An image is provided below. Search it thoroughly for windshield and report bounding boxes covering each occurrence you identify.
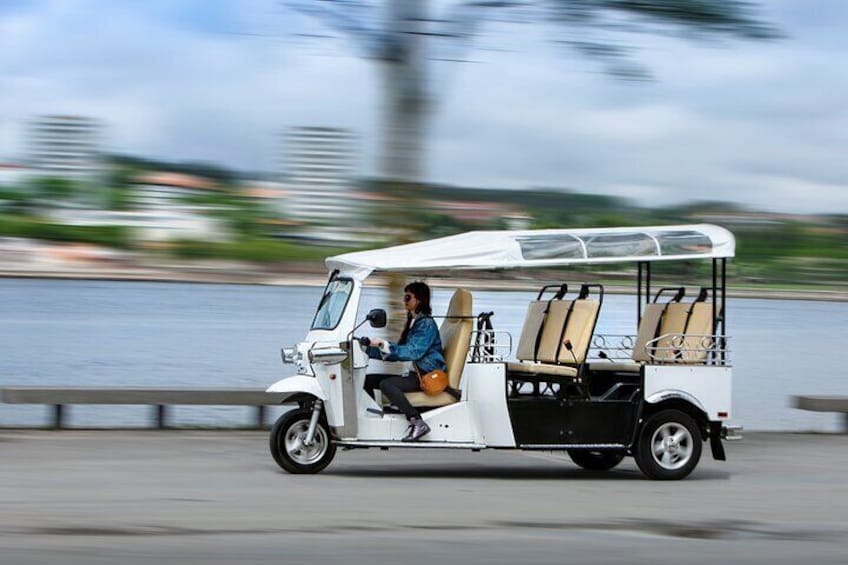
[311,277,353,331]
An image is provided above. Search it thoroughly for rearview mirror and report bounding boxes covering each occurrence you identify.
[366,308,387,328]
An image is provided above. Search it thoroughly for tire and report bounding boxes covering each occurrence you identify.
[269,407,336,474]
[567,450,625,471]
[635,409,702,480]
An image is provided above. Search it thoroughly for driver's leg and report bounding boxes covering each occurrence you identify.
[364,373,393,400]
[378,375,421,420]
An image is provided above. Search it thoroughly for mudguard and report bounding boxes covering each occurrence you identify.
[644,389,706,414]
[266,375,327,402]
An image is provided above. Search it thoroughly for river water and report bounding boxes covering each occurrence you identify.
[1,278,845,431]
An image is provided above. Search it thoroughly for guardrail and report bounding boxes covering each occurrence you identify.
[792,395,848,433]
[1,387,289,429]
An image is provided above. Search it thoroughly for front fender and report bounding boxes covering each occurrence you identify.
[266,375,327,402]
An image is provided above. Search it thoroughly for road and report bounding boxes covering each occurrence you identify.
[1,431,846,564]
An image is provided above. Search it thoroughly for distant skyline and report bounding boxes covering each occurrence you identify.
[1,1,846,213]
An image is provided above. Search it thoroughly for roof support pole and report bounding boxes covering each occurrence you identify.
[712,259,718,363]
[646,262,652,304]
[637,262,643,323]
[721,258,727,364]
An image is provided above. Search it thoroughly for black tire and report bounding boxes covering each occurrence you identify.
[635,409,702,480]
[269,407,336,474]
[567,450,625,471]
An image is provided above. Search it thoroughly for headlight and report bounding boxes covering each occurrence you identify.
[308,346,348,365]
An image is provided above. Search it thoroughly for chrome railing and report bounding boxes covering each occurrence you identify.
[468,330,513,363]
[590,333,731,366]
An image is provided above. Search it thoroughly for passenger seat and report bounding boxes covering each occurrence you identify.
[507,285,601,378]
[404,288,473,408]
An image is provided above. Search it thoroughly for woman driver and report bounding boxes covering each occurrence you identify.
[363,281,446,442]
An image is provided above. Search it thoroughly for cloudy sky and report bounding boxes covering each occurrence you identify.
[1,0,846,213]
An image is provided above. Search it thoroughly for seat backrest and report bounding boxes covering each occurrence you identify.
[654,302,690,361]
[653,301,714,363]
[631,303,666,362]
[515,300,548,362]
[557,299,600,365]
[536,300,573,363]
[439,289,473,389]
[535,299,600,365]
[679,302,714,363]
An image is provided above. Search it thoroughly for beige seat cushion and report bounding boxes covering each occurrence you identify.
[404,391,457,407]
[506,361,578,378]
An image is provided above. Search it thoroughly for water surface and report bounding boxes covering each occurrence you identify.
[1,279,844,431]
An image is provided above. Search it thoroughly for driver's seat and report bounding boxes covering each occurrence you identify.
[404,288,473,408]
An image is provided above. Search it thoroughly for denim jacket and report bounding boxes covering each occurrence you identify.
[366,316,447,374]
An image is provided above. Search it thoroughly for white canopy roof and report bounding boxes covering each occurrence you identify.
[327,224,735,280]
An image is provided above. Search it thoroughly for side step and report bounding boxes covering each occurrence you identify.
[335,440,486,450]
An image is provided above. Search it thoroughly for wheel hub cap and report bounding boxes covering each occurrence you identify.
[285,419,327,465]
[651,422,692,470]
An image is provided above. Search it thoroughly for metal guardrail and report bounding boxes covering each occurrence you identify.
[1,387,289,429]
[792,395,848,433]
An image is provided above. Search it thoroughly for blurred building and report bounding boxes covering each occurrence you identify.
[281,127,360,225]
[28,115,102,182]
[48,208,226,243]
[132,171,219,209]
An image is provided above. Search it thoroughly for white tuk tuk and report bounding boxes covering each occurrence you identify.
[267,224,740,480]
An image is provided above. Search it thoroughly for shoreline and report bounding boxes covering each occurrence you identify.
[2,268,847,301]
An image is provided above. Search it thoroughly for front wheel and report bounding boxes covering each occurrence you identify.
[567,450,625,471]
[635,409,702,480]
[269,407,336,474]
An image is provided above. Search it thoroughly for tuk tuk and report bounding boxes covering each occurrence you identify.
[267,224,740,480]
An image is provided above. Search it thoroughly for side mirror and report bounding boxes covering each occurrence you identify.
[366,308,387,328]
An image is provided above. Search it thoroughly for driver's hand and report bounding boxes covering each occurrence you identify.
[370,338,384,348]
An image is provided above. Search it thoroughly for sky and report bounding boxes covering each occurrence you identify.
[1,0,846,214]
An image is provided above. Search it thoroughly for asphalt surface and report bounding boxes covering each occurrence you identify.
[1,430,847,564]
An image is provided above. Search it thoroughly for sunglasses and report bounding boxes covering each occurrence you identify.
[403,294,414,303]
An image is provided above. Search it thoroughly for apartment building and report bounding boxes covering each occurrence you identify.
[282,127,360,225]
[28,115,102,182]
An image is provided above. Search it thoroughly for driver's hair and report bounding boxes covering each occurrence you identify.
[399,281,432,344]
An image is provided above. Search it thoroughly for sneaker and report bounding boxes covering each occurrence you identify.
[402,417,430,442]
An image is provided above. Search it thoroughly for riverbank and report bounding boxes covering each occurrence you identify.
[2,263,847,301]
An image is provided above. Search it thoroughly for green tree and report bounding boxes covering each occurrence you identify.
[32,177,77,201]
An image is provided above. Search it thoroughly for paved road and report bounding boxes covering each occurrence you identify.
[1,431,846,564]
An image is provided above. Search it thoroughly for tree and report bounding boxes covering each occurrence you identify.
[286,0,779,183]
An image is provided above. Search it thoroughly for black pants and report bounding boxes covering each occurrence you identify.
[364,373,421,420]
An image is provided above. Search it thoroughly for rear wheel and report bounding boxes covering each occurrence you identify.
[567,450,625,471]
[635,409,702,480]
[269,407,336,474]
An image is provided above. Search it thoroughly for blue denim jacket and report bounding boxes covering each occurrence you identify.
[366,316,447,374]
